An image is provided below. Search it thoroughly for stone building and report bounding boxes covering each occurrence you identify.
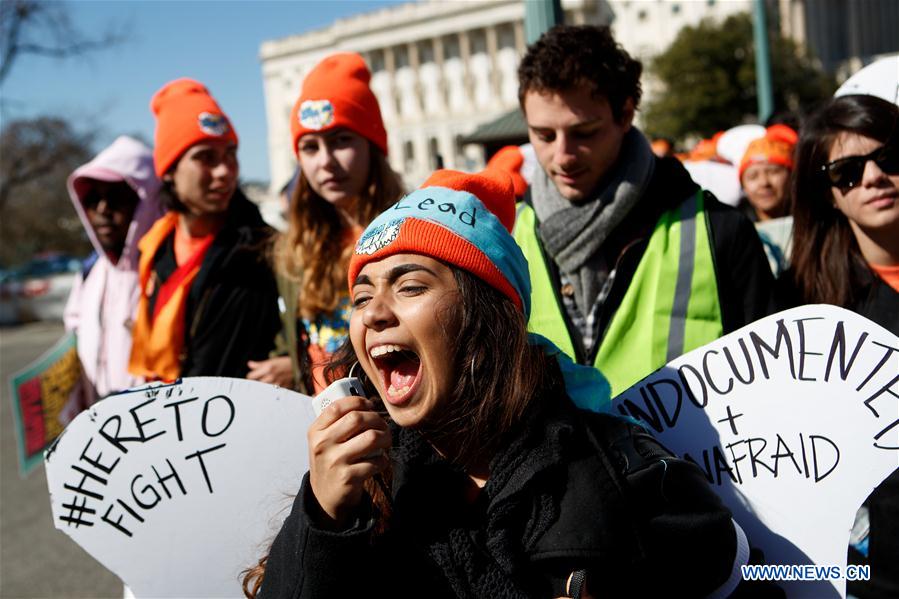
[259,0,754,191]
[259,0,897,192]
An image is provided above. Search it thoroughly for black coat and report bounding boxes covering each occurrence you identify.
[525,156,778,364]
[775,261,899,336]
[146,190,280,378]
[259,392,745,598]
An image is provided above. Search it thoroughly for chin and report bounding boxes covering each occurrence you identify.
[382,403,425,429]
[555,179,596,202]
[204,201,232,214]
[322,193,355,210]
[380,385,436,429]
[562,189,591,203]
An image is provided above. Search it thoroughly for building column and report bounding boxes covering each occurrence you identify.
[514,20,526,55]
[383,46,400,119]
[433,35,446,109]
[486,24,501,105]
[408,41,422,117]
[384,46,396,74]
[458,30,473,107]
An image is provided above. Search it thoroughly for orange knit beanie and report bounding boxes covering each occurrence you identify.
[150,78,238,177]
[348,168,529,313]
[486,146,528,198]
[290,53,388,156]
[739,125,797,180]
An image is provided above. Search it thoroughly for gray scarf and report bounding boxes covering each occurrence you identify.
[532,128,655,317]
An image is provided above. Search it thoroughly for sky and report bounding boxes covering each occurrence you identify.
[1,0,406,184]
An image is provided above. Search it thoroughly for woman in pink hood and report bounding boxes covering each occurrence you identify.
[62,135,164,418]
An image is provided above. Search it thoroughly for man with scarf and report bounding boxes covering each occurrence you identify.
[514,25,776,396]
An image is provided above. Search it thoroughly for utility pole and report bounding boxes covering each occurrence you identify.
[524,0,563,45]
[753,0,774,123]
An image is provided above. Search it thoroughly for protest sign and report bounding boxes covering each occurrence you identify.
[614,305,898,597]
[45,377,316,598]
[10,331,80,475]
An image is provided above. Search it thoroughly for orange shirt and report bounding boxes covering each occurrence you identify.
[869,262,899,293]
[174,224,214,267]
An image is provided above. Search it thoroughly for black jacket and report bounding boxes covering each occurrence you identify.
[259,393,745,598]
[776,261,899,336]
[146,190,280,378]
[526,156,777,364]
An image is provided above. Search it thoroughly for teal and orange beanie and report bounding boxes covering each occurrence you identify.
[348,168,530,315]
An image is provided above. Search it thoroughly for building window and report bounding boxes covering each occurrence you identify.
[369,49,385,73]
[444,35,460,60]
[419,41,434,65]
[672,3,681,14]
[404,140,415,172]
[395,46,409,69]
[470,29,487,55]
[637,9,647,21]
[497,23,515,50]
[429,137,443,169]
[454,134,471,169]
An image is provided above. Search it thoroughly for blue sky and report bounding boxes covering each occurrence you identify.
[1,0,405,183]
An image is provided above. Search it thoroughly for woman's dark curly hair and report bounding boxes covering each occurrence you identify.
[518,24,643,123]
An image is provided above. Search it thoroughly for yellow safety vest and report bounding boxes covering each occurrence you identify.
[513,190,723,396]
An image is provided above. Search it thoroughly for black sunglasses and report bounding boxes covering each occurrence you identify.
[83,184,138,211]
[820,143,899,190]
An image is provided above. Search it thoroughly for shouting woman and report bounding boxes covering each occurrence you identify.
[245,169,753,598]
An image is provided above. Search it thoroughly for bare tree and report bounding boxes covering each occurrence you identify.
[0,0,126,84]
[0,117,96,266]
[0,1,129,266]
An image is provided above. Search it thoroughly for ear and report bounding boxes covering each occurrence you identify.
[620,97,635,131]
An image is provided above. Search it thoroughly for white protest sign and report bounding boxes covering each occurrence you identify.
[44,377,316,598]
[613,305,898,598]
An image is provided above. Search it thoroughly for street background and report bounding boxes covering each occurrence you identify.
[1,321,119,598]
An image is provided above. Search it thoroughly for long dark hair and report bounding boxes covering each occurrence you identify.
[790,94,899,306]
[241,266,561,597]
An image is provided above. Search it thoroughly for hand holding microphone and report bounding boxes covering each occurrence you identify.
[308,378,390,528]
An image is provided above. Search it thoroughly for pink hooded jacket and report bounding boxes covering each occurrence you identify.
[63,136,164,406]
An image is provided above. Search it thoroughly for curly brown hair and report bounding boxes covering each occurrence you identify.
[518,24,643,123]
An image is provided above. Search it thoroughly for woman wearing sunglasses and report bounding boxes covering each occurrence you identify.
[788,94,899,335]
[787,94,899,599]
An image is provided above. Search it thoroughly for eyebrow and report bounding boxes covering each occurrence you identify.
[528,117,602,132]
[322,128,349,140]
[352,264,438,288]
[303,129,351,144]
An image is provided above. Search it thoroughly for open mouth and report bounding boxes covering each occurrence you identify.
[370,344,422,405]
